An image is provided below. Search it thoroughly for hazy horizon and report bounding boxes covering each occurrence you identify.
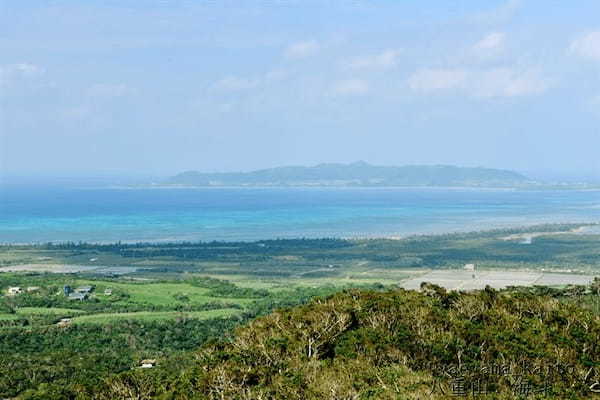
[2,0,600,181]
[1,161,600,185]
[1,161,598,185]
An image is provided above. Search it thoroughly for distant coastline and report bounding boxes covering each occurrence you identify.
[138,162,599,190]
[115,183,600,191]
[164,162,533,188]
[3,221,599,246]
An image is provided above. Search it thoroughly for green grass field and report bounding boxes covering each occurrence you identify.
[15,307,85,316]
[0,278,261,331]
[201,268,414,291]
[71,308,241,324]
[74,280,257,307]
[0,313,19,321]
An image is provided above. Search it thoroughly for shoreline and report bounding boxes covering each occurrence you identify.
[106,184,600,192]
[1,221,598,247]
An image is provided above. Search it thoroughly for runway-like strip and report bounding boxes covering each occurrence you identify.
[400,270,595,291]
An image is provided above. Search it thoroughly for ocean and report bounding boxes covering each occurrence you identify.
[1,186,600,243]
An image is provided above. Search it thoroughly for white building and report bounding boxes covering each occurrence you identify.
[7,287,22,296]
[140,359,157,368]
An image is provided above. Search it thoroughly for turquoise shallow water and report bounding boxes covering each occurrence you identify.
[1,186,600,243]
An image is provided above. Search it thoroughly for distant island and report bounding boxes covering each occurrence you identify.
[164,161,533,188]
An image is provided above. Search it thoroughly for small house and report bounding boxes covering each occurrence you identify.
[104,289,112,296]
[140,359,157,369]
[57,318,72,327]
[7,287,22,296]
[75,285,94,294]
[26,286,40,292]
[68,292,88,301]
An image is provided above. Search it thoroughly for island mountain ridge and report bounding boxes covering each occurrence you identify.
[167,161,531,187]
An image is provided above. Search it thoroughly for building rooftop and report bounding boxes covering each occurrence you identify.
[68,292,88,300]
[140,359,157,368]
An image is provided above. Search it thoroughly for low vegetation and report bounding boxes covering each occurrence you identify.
[2,224,599,281]
[80,282,600,398]
[0,272,378,398]
[0,225,599,398]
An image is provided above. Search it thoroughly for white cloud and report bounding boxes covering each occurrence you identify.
[347,49,401,69]
[284,40,319,59]
[332,79,369,95]
[473,32,505,52]
[407,68,468,92]
[213,76,260,91]
[211,69,289,93]
[11,63,44,76]
[88,83,134,98]
[408,67,550,98]
[569,31,600,61]
[474,68,549,98]
[0,63,44,86]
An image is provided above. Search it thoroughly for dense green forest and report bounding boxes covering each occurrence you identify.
[10,281,598,399]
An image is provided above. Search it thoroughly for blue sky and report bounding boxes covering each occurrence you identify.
[1,0,600,180]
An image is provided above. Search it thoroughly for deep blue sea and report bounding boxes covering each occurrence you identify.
[1,186,600,243]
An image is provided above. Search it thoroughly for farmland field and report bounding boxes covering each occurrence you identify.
[0,313,20,321]
[71,308,241,324]
[15,307,85,315]
[71,281,257,307]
